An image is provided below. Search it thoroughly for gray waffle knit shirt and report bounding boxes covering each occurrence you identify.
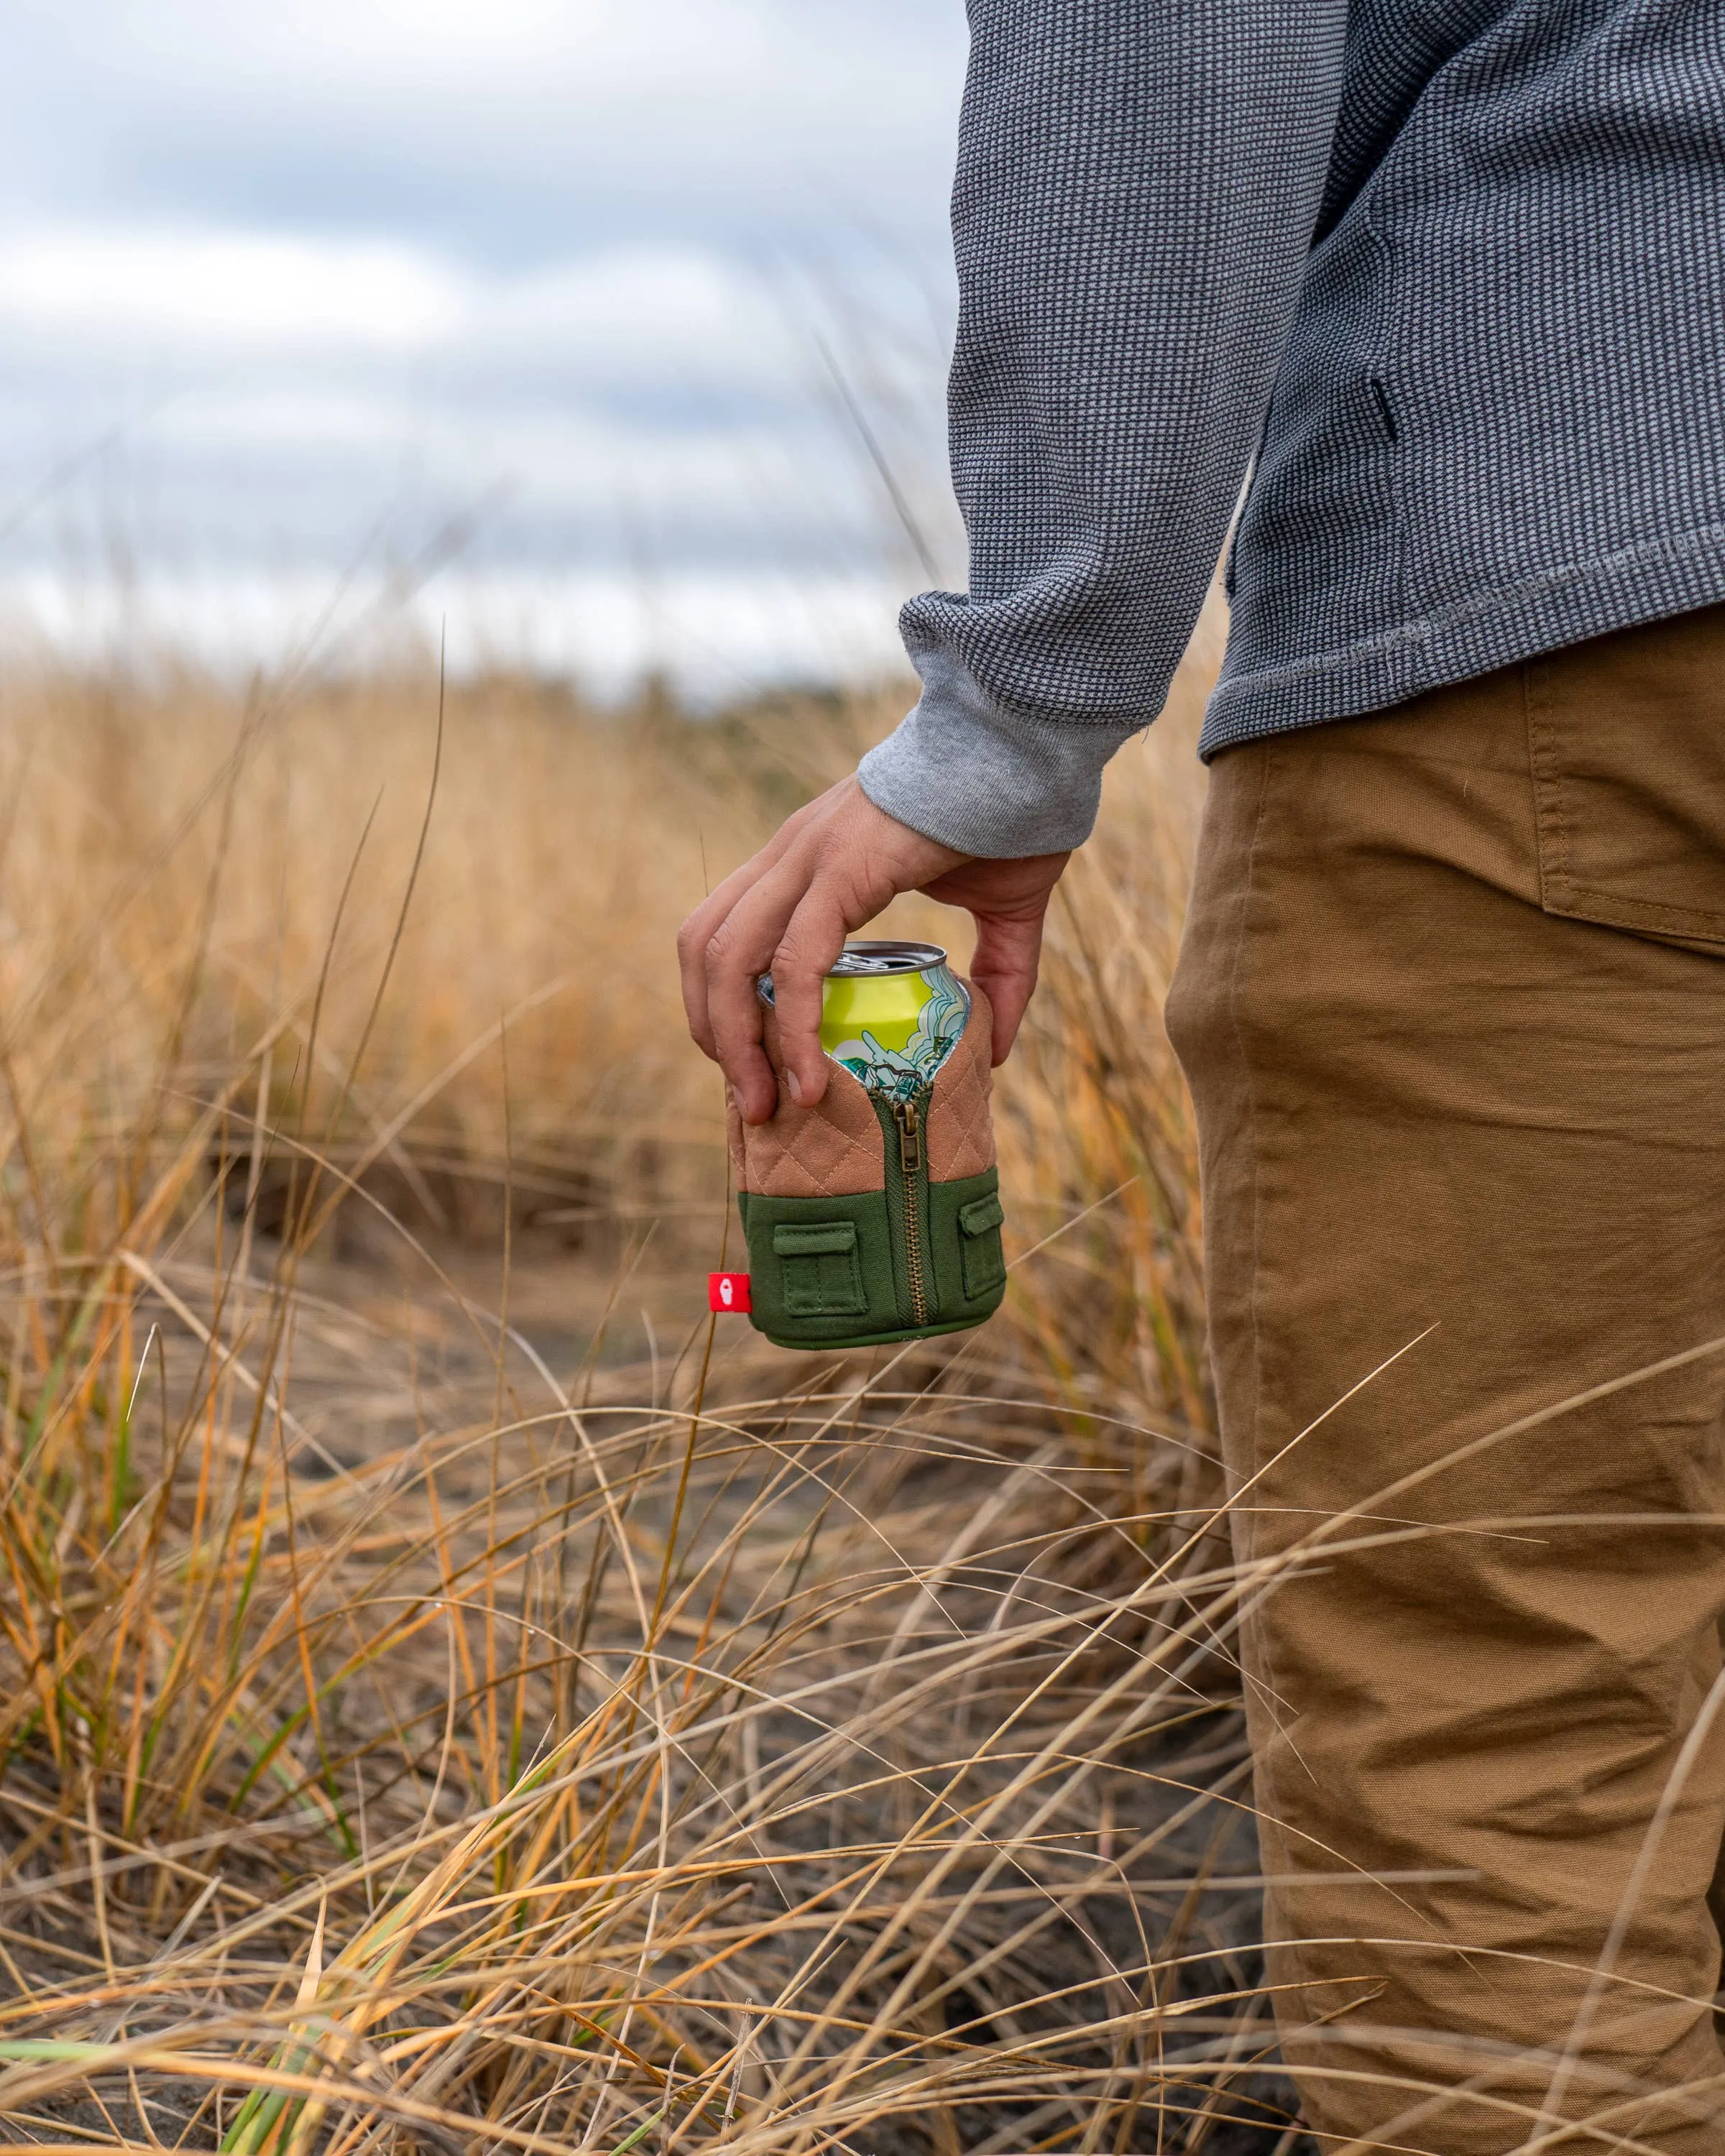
[857,0,1725,857]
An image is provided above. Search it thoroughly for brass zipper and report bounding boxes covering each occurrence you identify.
[890,1097,929,1327]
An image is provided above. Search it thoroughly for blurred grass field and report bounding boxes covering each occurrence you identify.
[0,599,1315,2154]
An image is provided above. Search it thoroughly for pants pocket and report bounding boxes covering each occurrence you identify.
[1527,604,1725,948]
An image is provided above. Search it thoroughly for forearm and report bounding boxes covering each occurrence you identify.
[861,0,1348,855]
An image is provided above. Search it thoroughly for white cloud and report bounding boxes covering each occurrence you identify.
[0,226,464,355]
[479,254,801,390]
[0,224,803,389]
[170,0,778,101]
[0,562,914,701]
[152,382,873,534]
[6,0,965,241]
[0,0,968,686]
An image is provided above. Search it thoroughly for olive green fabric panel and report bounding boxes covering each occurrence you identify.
[740,1168,1006,1350]
[929,1166,1007,1320]
[740,1189,901,1345]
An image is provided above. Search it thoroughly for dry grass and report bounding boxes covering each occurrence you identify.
[0,609,1313,2154]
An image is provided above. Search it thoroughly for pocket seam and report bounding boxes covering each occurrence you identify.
[772,1222,858,1258]
[1524,653,1725,944]
[1524,653,1571,915]
[1536,883,1725,942]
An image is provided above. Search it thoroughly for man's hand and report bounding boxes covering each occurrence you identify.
[678,775,1069,1124]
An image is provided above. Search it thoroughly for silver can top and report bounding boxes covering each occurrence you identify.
[825,939,948,978]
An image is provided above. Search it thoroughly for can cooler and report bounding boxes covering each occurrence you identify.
[727,945,1007,1350]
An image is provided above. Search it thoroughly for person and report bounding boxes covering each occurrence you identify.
[678,1,1725,2146]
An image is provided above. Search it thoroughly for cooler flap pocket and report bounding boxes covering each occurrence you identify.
[956,1192,1006,1299]
[771,1220,866,1317]
[773,1223,859,1256]
[957,1195,1004,1238]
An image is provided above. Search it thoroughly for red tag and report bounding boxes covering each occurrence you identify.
[709,1272,752,1314]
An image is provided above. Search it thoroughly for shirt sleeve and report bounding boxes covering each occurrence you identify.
[857,0,1349,857]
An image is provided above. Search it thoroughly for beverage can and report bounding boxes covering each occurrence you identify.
[757,940,970,1104]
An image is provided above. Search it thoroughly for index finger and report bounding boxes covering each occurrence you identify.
[758,895,850,1111]
[677,824,800,1059]
[703,859,822,1122]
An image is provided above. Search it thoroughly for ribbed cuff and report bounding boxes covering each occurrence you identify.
[856,643,1141,857]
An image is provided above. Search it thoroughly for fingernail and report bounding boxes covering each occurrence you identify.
[786,1069,804,1104]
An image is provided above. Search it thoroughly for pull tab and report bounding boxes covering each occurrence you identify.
[892,1100,923,1174]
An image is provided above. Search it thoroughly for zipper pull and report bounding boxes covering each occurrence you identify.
[892,1098,923,1173]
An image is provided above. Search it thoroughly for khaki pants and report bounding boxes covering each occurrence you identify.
[1165,604,1725,2152]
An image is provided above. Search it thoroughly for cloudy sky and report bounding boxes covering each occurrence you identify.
[0,0,970,690]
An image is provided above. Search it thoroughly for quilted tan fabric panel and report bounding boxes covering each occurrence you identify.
[730,975,995,1197]
[927,980,997,1181]
[737,1004,886,1198]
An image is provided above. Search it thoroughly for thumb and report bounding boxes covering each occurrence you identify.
[968,907,1049,1064]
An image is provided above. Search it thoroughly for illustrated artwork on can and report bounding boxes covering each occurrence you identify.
[755,943,970,1105]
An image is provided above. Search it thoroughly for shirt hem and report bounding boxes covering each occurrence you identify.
[1202,522,1725,758]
